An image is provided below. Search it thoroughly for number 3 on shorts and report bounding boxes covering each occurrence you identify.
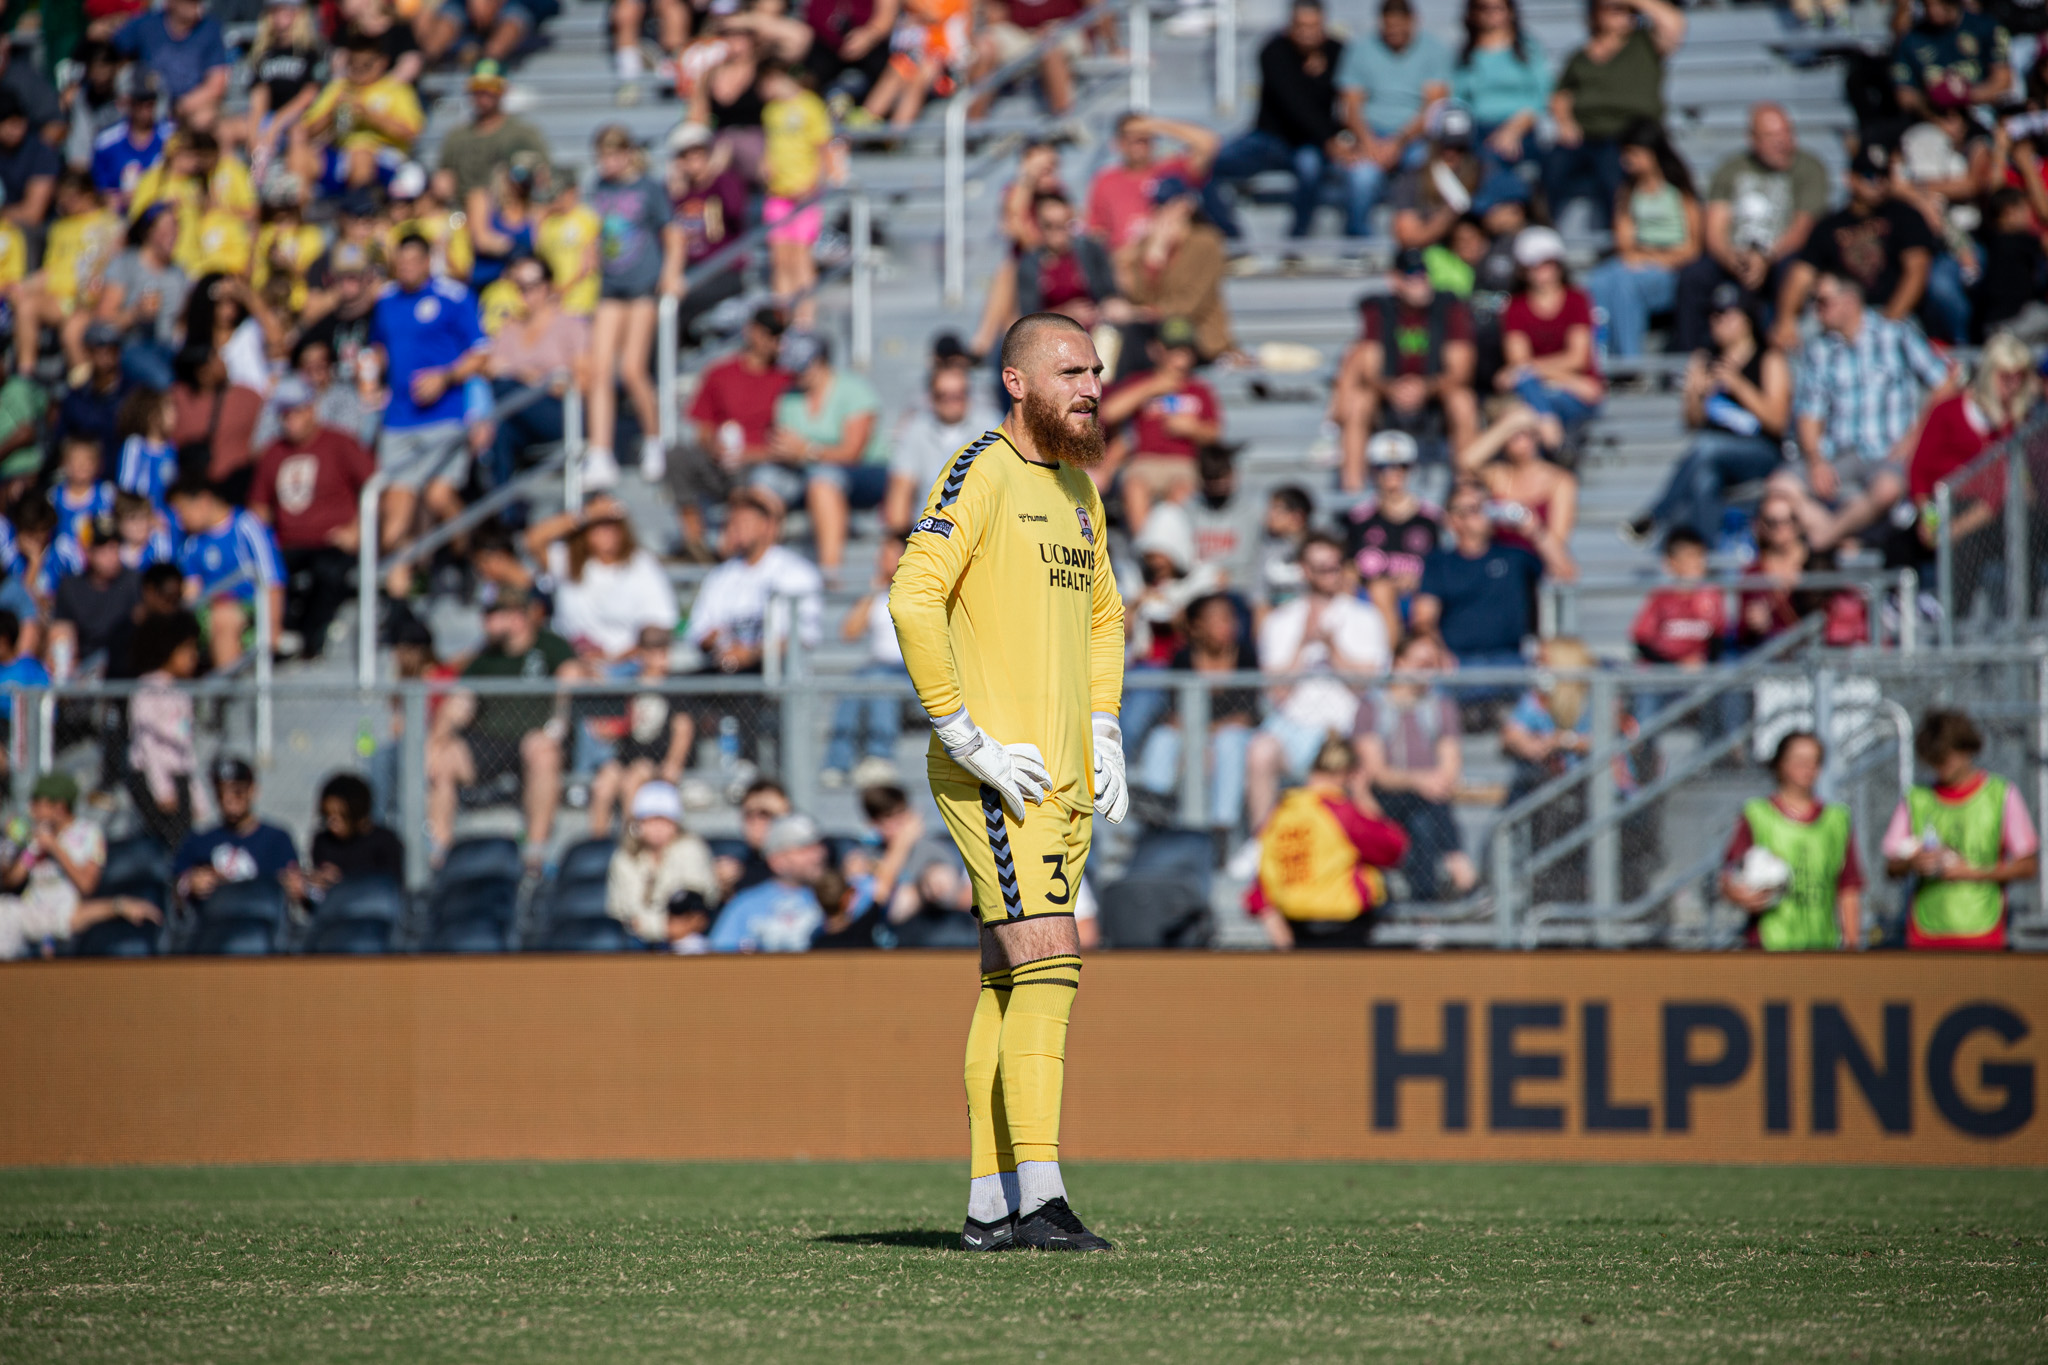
[1042,854,1071,906]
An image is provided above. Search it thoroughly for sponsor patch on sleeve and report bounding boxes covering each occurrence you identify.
[913,515,954,539]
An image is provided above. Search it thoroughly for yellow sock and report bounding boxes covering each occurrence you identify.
[965,969,1015,1182]
[997,955,1081,1166]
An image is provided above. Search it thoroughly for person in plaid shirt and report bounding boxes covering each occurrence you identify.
[1769,271,1955,552]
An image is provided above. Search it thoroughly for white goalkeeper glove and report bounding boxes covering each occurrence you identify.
[933,709,1051,823]
[1091,712,1128,825]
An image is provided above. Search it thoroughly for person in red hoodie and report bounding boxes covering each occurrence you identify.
[1248,735,1410,950]
[1630,527,1739,739]
[247,375,375,661]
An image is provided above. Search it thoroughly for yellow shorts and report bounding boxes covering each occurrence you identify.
[932,775,1092,927]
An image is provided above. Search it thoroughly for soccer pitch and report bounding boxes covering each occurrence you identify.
[2,1162,2043,1363]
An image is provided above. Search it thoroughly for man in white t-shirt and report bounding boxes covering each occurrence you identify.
[880,364,999,535]
[683,488,824,674]
[1244,531,1390,831]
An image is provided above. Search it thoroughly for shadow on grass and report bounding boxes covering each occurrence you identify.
[813,1230,957,1249]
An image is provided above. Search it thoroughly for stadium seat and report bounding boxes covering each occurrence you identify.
[1098,878,1213,950]
[1123,828,1217,902]
[546,878,610,923]
[184,879,289,956]
[306,877,405,956]
[100,835,173,908]
[539,916,639,952]
[554,837,616,888]
[427,874,521,930]
[893,910,980,948]
[436,837,524,887]
[73,916,159,957]
[423,916,509,953]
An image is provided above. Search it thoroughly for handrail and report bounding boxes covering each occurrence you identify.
[1539,567,1920,650]
[355,382,553,688]
[1932,402,2047,646]
[1484,614,1828,945]
[944,0,1146,303]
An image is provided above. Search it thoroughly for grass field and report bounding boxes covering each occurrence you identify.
[2,1162,2045,1363]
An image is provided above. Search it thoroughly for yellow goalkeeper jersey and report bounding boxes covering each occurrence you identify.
[891,427,1125,817]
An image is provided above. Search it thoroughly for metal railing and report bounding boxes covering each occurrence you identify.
[1932,405,2045,647]
[1538,568,1922,652]
[944,0,1153,304]
[355,383,555,687]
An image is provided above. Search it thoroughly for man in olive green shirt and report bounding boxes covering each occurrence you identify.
[1672,102,1830,352]
[437,63,550,223]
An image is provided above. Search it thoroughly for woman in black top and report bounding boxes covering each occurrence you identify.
[246,0,326,176]
[308,772,406,890]
[1133,593,1258,837]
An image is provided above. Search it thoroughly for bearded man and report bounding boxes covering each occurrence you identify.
[890,312,1130,1253]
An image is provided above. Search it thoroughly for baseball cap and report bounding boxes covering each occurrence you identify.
[85,512,119,548]
[210,756,256,787]
[777,329,825,373]
[271,375,316,409]
[728,486,784,519]
[1709,280,1749,314]
[339,187,380,219]
[1157,315,1199,352]
[930,331,973,364]
[763,812,822,856]
[1367,430,1419,467]
[629,781,684,824]
[1471,169,1531,216]
[83,320,121,348]
[30,771,79,807]
[468,58,508,91]
[327,241,374,277]
[1849,141,1892,181]
[667,121,712,154]
[1431,102,1475,147]
[1392,246,1429,277]
[750,305,789,337]
[387,161,427,202]
[1512,225,1566,269]
[481,582,540,614]
[1151,173,1194,206]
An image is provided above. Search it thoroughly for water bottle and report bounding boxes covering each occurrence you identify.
[718,715,740,777]
[1592,305,1611,368]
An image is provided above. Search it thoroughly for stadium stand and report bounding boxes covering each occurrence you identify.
[0,0,2039,960]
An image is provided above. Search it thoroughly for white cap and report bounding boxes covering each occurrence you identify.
[388,160,428,202]
[1367,430,1418,468]
[1512,226,1566,269]
[630,781,684,825]
[1131,499,1195,573]
[668,121,713,154]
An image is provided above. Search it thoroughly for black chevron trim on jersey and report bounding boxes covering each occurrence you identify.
[937,431,1002,509]
[979,783,1024,918]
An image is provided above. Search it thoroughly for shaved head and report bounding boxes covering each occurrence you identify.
[999,312,1092,373]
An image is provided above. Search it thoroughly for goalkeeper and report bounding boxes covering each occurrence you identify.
[890,313,1127,1253]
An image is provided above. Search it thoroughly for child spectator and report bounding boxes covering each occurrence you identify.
[758,61,834,321]
[49,432,117,558]
[1630,527,1723,666]
[1249,736,1410,950]
[1257,484,1313,610]
[114,491,175,570]
[535,164,601,319]
[1344,431,1441,630]
[605,780,718,946]
[1353,633,1476,902]
[1884,709,2040,950]
[301,32,423,193]
[588,627,695,838]
[126,608,208,848]
[306,772,406,891]
[167,472,285,673]
[11,499,82,619]
[857,0,969,127]
[115,388,178,512]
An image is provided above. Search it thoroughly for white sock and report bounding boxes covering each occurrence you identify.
[616,46,644,79]
[967,1171,1019,1223]
[1017,1160,1066,1215]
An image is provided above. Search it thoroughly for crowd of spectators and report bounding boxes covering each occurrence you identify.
[4,0,2048,961]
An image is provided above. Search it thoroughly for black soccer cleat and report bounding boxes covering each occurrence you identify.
[1013,1197,1113,1252]
[960,1213,1017,1252]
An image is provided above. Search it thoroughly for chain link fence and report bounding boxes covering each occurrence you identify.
[1935,408,2048,646]
[8,638,2045,951]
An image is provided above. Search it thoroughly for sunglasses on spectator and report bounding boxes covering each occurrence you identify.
[1757,514,1795,529]
[1302,557,1346,576]
[742,804,784,821]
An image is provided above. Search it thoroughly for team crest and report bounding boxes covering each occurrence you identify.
[1074,506,1094,545]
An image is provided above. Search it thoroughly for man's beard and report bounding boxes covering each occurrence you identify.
[1021,389,1105,467]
